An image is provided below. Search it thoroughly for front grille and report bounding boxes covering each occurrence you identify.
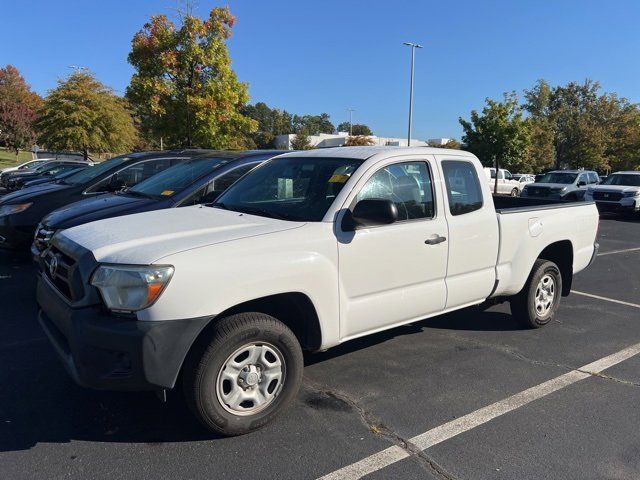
[43,246,84,302]
[34,224,56,254]
[593,191,623,201]
[527,187,551,197]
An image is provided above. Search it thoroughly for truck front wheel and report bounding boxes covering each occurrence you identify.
[510,259,563,328]
[183,312,303,436]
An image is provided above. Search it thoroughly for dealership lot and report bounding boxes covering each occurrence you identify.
[0,216,639,480]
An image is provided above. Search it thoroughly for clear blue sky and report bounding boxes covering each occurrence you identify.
[2,0,640,139]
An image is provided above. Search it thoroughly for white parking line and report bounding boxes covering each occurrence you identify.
[317,342,640,480]
[571,290,640,309]
[598,246,640,256]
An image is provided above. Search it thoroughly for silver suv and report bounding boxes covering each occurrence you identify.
[521,170,600,200]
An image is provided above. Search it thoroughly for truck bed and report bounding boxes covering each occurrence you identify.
[492,195,593,213]
[491,196,599,298]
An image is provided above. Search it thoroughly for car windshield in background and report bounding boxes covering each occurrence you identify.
[213,157,363,221]
[62,156,128,186]
[602,174,640,187]
[536,172,578,184]
[129,157,232,198]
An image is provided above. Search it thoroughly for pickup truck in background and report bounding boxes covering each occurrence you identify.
[484,167,522,196]
[584,171,640,216]
[522,169,600,200]
[36,147,600,436]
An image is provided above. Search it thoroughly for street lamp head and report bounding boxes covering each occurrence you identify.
[403,42,423,48]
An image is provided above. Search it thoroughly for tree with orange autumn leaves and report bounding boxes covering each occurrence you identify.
[126,6,257,149]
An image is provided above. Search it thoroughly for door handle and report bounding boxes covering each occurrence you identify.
[425,235,447,245]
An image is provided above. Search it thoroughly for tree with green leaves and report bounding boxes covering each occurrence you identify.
[337,122,373,136]
[292,113,334,135]
[0,65,42,159]
[36,71,137,159]
[524,79,640,171]
[459,92,532,183]
[290,130,313,150]
[126,6,257,149]
[242,102,293,148]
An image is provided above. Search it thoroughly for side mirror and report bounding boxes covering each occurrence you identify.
[577,181,586,187]
[346,199,398,230]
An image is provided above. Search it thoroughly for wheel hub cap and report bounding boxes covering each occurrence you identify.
[216,342,286,416]
[534,274,556,317]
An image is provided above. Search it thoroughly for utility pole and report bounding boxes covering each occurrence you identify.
[403,42,423,146]
[347,108,355,135]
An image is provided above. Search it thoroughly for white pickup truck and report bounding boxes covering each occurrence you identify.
[36,147,599,436]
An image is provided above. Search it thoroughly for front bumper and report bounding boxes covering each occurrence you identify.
[37,274,211,391]
[594,201,639,214]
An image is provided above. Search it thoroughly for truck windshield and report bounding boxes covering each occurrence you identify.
[536,172,578,184]
[601,174,640,186]
[62,155,129,186]
[213,156,363,221]
[129,157,232,198]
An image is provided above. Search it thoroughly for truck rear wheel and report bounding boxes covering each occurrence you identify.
[183,312,303,436]
[510,259,562,328]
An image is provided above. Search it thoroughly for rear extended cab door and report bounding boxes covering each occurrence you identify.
[435,155,499,308]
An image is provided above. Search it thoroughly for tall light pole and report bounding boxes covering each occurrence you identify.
[403,42,422,146]
[347,108,355,135]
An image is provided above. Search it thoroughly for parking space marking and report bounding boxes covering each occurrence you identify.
[317,342,640,480]
[571,290,640,309]
[597,246,640,257]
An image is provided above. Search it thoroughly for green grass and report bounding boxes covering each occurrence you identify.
[0,148,34,169]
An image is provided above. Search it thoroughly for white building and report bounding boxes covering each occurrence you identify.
[274,132,429,150]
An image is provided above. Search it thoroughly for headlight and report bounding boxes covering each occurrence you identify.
[623,191,640,198]
[91,264,174,312]
[550,187,567,193]
[0,203,32,217]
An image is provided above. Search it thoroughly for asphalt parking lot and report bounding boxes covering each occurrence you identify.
[1,215,639,480]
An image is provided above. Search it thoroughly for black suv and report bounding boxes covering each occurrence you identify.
[0,150,208,251]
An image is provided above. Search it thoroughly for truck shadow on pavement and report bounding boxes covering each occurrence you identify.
[0,252,524,452]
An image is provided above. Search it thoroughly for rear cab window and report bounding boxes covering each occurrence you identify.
[441,160,484,216]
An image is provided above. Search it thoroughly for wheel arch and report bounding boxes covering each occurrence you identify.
[537,240,573,296]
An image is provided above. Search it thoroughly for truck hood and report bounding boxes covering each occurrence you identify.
[590,185,640,193]
[43,192,160,230]
[59,206,305,264]
[0,182,69,204]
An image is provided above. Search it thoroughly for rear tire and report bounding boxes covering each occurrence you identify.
[510,259,562,328]
[510,187,519,197]
[183,312,303,436]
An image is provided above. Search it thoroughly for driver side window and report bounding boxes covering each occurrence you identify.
[356,161,434,221]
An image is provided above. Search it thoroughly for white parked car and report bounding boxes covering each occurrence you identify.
[0,158,55,175]
[584,171,640,215]
[37,147,599,435]
[514,173,535,188]
[484,167,522,196]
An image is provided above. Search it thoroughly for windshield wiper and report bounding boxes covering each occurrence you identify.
[234,206,292,220]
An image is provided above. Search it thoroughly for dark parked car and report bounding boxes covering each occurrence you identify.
[2,161,92,192]
[32,150,283,256]
[22,166,90,189]
[0,150,207,251]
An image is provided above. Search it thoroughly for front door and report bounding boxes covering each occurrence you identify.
[337,159,449,339]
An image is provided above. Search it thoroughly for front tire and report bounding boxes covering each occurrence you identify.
[183,312,303,436]
[510,259,562,328]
